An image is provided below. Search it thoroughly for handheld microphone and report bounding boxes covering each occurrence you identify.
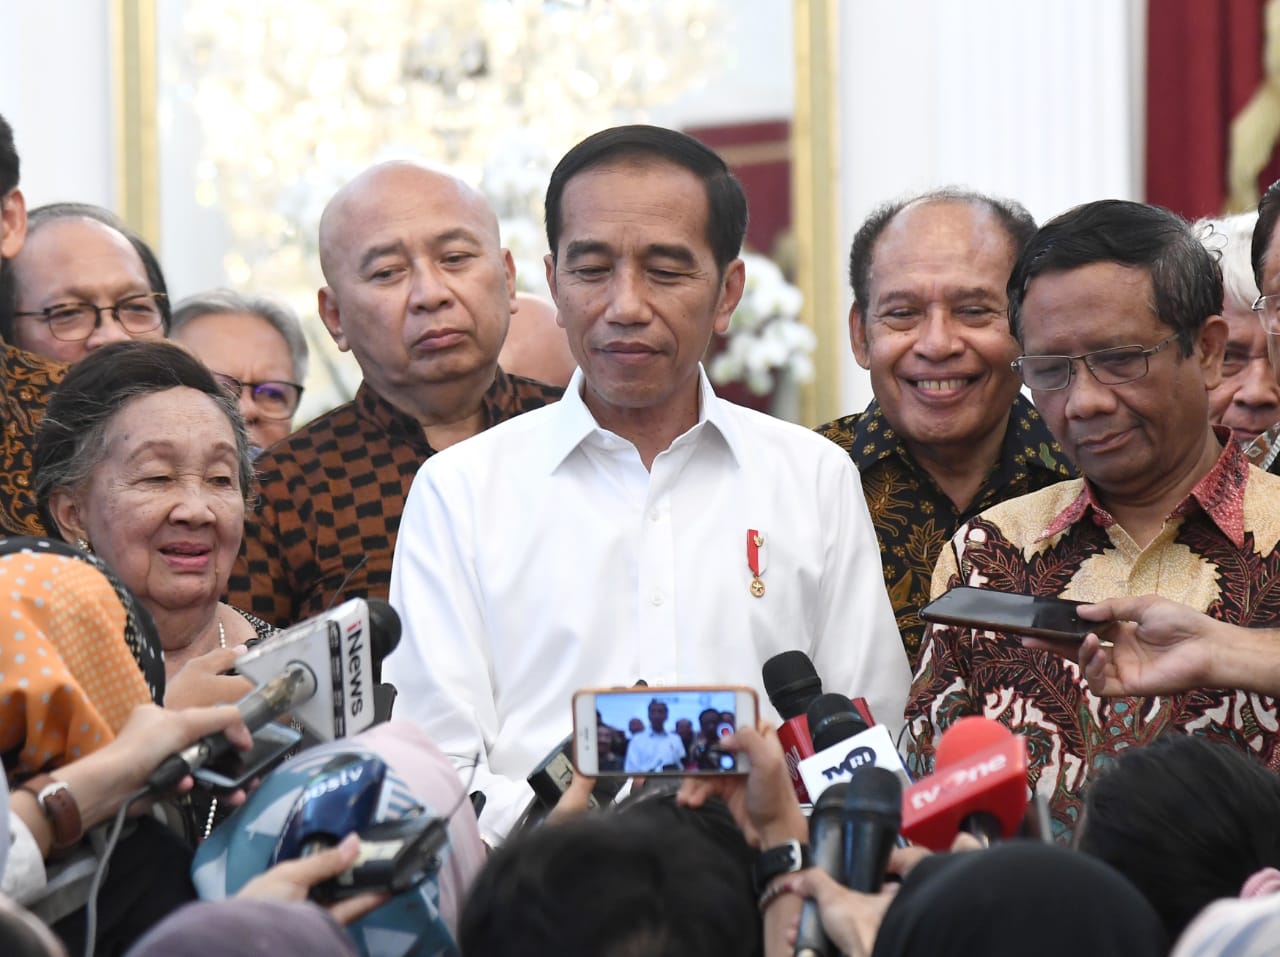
[842,767,902,893]
[147,664,317,792]
[797,695,910,803]
[794,782,848,957]
[511,734,626,833]
[900,717,1028,851]
[763,652,824,804]
[234,597,401,741]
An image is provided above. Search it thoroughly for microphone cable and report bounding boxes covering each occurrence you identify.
[82,784,149,957]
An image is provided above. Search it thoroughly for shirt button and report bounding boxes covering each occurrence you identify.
[650,591,664,606]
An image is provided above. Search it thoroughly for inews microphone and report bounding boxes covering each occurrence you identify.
[900,716,1028,850]
[235,597,401,741]
[147,599,401,792]
[762,651,824,803]
[843,766,902,893]
[794,782,848,957]
[797,695,911,803]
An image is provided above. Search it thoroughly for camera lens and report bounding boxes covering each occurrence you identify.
[718,753,736,771]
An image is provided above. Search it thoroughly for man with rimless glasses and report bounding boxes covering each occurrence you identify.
[171,290,310,456]
[904,199,1280,840]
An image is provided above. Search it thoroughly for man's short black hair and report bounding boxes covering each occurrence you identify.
[0,113,19,196]
[1252,178,1280,292]
[848,188,1036,317]
[1007,199,1222,355]
[544,124,748,274]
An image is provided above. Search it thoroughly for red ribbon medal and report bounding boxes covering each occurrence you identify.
[747,529,766,597]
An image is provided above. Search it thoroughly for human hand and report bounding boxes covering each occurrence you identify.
[546,770,597,825]
[236,833,388,925]
[1021,594,1218,695]
[676,722,805,847]
[164,646,255,709]
[110,702,252,796]
[779,868,894,957]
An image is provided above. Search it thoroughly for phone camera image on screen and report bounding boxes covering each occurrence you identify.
[594,689,740,775]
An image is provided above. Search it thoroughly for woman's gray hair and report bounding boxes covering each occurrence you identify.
[1194,211,1260,313]
[34,340,253,538]
[170,289,310,384]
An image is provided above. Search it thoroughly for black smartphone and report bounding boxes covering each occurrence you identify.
[191,722,301,790]
[919,586,1091,642]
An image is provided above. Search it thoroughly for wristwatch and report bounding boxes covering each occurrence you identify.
[17,774,83,850]
[753,838,810,894]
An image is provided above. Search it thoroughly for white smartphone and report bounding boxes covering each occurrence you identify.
[572,685,758,777]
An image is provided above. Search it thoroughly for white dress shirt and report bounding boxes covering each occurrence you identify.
[386,367,910,840]
[623,729,687,773]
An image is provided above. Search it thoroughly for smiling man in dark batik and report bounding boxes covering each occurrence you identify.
[818,190,1073,668]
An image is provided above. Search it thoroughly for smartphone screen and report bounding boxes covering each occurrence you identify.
[573,686,757,777]
[191,722,301,790]
[919,586,1091,642]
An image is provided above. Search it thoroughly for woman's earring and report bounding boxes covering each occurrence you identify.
[75,538,92,554]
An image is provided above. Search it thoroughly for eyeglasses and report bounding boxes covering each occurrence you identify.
[213,372,304,420]
[13,292,167,342]
[1251,294,1280,335]
[1010,334,1180,392]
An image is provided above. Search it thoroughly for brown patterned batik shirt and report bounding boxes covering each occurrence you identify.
[226,369,562,627]
[0,344,64,536]
[817,395,1073,668]
[904,437,1280,840]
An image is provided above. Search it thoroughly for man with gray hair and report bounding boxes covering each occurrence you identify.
[171,289,310,455]
[817,189,1074,668]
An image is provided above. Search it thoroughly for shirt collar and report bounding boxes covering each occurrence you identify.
[545,364,743,472]
[1039,428,1246,547]
[354,366,523,450]
[851,394,1069,478]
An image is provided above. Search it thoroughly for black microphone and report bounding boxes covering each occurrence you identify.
[763,651,824,803]
[807,692,869,752]
[842,766,902,893]
[794,782,849,957]
[147,664,317,792]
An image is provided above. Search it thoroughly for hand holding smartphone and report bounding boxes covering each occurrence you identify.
[920,586,1092,642]
[573,686,758,777]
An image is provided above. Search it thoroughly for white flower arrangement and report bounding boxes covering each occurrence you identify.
[709,251,815,396]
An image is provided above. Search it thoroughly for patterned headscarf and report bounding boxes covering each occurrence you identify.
[0,537,161,780]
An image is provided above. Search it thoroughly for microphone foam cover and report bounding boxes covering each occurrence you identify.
[935,716,1013,770]
[762,651,822,719]
[807,693,870,752]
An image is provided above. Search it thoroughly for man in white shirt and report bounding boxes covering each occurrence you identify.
[623,700,687,773]
[385,125,911,840]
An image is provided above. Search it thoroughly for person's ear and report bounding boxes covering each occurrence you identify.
[317,286,349,352]
[1195,314,1228,391]
[0,188,27,259]
[545,254,566,328]
[850,304,871,370]
[711,259,747,336]
[47,487,88,544]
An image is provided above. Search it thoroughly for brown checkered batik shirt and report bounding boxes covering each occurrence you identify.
[226,369,562,627]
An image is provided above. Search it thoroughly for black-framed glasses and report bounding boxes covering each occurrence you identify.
[1251,294,1280,336]
[213,372,304,420]
[1010,334,1180,392]
[13,292,167,342]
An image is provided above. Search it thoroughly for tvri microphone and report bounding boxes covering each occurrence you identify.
[147,598,401,792]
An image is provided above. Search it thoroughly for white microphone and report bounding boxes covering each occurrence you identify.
[798,724,911,803]
[234,598,400,741]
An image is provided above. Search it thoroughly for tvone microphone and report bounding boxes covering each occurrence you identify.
[762,651,824,804]
[794,782,848,957]
[900,717,1028,850]
[235,597,400,741]
[842,767,902,893]
[797,695,911,803]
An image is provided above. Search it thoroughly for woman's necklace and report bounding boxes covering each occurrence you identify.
[203,616,228,839]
